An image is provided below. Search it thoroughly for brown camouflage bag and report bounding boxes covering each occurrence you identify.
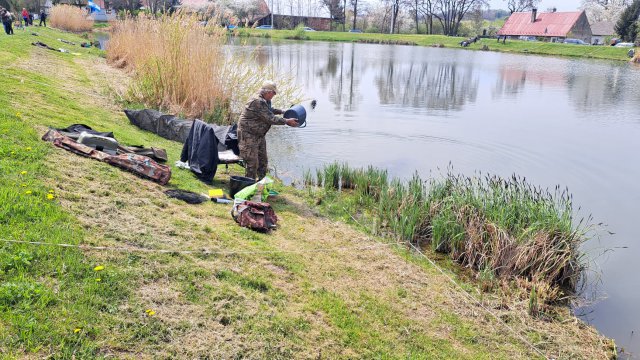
[231,201,278,232]
[43,129,110,161]
[106,153,171,185]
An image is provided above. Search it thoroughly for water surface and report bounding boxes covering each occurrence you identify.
[238,39,640,355]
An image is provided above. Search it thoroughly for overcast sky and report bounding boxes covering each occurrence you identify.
[487,0,582,11]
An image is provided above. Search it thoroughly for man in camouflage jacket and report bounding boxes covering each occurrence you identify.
[238,81,298,180]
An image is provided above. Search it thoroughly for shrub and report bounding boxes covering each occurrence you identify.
[49,5,94,32]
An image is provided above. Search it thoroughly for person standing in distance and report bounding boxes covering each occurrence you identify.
[238,81,298,180]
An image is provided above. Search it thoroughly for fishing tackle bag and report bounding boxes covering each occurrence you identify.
[231,201,278,232]
[106,153,171,185]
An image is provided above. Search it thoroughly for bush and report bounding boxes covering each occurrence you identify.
[286,24,309,40]
[49,5,94,32]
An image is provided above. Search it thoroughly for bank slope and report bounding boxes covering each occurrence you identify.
[0,27,613,359]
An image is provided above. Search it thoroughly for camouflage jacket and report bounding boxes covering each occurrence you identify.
[237,93,285,137]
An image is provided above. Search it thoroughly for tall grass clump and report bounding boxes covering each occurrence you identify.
[286,24,310,40]
[49,5,94,32]
[308,164,590,303]
[107,12,302,124]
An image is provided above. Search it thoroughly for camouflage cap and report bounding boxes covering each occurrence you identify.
[261,81,278,94]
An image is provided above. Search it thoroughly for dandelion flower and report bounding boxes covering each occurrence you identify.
[49,189,55,193]
[25,190,32,195]
[16,112,21,117]
[93,265,105,271]
[74,328,81,333]
[47,194,55,200]
[26,147,32,151]
[145,309,156,316]
[20,171,27,175]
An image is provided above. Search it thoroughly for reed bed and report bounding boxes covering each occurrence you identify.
[107,12,301,124]
[49,5,94,32]
[308,162,590,303]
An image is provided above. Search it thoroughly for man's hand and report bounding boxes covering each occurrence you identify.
[285,118,299,127]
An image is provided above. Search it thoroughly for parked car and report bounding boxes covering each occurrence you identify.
[563,38,588,45]
[518,36,537,41]
[349,29,363,33]
[303,27,316,31]
[614,42,634,47]
[256,25,273,30]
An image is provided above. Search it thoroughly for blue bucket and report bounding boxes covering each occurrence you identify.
[283,104,307,127]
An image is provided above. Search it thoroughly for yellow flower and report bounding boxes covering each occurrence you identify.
[25,190,32,195]
[95,278,101,282]
[47,194,55,200]
[25,147,32,151]
[20,171,27,175]
[74,328,81,333]
[16,112,21,118]
[93,265,105,271]
[145,309,156,316]
[48,189,55,193]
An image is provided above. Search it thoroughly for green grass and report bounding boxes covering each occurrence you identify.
[239,29,634,61]
[0,26,612,359]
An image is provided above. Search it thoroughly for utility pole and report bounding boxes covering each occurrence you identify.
[270,0,274,27]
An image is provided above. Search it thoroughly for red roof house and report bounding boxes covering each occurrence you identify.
[497,9,592,43]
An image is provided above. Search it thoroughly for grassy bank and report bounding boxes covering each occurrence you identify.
[305,163,589,307]
[236,28,634,62]
[0,26,615,358]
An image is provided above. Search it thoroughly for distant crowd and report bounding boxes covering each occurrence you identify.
[1,7,48,35]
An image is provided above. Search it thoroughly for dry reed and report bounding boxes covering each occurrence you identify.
[49,5,94,32]
[310,163,591,304]
[107,12,301,124]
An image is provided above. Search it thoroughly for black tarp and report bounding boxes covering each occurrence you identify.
[124,109,192,143]
[124,109,239,155]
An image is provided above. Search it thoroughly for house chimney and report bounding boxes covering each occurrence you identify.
[531,8,537,23]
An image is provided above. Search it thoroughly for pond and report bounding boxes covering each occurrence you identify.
[238,39,640,355]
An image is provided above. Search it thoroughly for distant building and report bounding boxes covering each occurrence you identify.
[255,1,331,30]
[497,9,592,43]
[590,21,616,45]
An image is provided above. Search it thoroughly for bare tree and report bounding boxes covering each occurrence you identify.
[389,0,400,33]
[351,0,358,29]
[471,2,483,35]
[504,0,541,14]
[147,0,174,14]
[419,0,435,34]
[433,0,487,36]
[321,0,344,29]
[111,0,141,12]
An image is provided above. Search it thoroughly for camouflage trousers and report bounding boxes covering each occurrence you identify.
[238,131,268,180]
